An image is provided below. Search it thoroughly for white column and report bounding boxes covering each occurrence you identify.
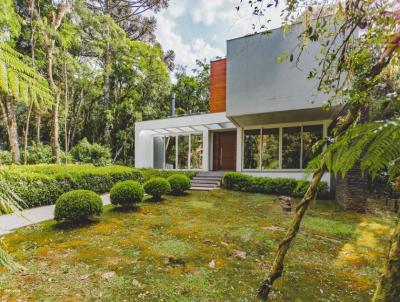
[202,130,209,171]
[236,127,242,171]
[135,128,154,168]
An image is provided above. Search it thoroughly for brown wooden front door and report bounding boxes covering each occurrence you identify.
[213,130,237,171]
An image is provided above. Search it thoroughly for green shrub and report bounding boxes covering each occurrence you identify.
[167,174,191,195]
[0,165,143,209]
[144,177,171,200]
[139,168,196,182]
[0,150,12,165]
[70,138,111,166]
[222,172,330,199]
[26,143,71,164]
[54,190,103,222]
[110,180,144,207]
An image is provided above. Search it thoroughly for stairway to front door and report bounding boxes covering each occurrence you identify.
[190,171,224,191]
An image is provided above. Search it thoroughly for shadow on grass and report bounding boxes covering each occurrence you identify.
[109,205,141,213]
[167,192,190,197]
[52,218,100,231]
[144,196,170,203]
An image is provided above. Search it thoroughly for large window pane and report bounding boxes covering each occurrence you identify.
[262,128,279,169]
[282,127,301,169]
[243,129,261,169]
[190,134,203,169]
[178,135,189,169]
[165,136,176,169]
[153,137,164,169]
[302,125,323,168]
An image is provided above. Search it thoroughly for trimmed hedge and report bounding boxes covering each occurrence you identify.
[54,190,103,222]
[139,168,197,182]
[222,172,330,199]
[1,165,144,209]
[168,174,191,195]
[110,180,144,207]
[144,177,171,200]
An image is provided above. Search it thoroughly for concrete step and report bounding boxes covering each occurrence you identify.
[192,176,223,181]
[191,183,218,188]
[190,186,217,191]
[191,179,221,185]
[197,171,225,177]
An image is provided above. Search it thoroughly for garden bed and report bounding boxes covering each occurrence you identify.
[0,165,143,210]
[0,190,394,301]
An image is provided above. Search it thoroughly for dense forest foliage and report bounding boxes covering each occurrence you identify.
[0,0,210,165]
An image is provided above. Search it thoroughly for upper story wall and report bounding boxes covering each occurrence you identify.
[210,58,227,113]
[226,24,329,119]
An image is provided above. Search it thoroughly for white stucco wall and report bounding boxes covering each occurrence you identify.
[134,112,235,169]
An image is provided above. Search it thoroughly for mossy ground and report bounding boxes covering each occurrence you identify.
[0,190,395,301]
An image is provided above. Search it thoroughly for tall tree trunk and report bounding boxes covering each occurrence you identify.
[35,108,41,144]
[33,1,71,164]
[51,94,61,164]
[63,60,69,164]
[0,96,20,164]
[103,28,112,146]
[23,1,36,165]
[22,102,34,165]
[47,42,61,164]
[372,218,400,302]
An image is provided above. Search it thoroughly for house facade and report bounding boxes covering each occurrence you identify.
[135,25,341,185]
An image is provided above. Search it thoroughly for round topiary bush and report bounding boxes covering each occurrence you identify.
[144,177,171,200]
[110,180,144,207]
[54,190,103,222]
[167,174,191,195]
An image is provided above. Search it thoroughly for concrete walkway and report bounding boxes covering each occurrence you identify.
[0,194,110,235]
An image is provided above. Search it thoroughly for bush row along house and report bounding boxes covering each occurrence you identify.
[135,23,367,211]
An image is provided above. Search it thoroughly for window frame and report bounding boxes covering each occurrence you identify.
[241,121,327,172]
[153,132,204,171]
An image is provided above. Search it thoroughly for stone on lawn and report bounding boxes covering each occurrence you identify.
[101,271,116,280]
[208,259,216,268]
[231,249,247,260]
[132,279,142,287]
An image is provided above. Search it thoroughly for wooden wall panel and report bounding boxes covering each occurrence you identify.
[210,59,227,113]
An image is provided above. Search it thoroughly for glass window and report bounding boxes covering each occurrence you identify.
[302,125,323,168]
[243,129,261,169]
[282,127,301,169]
[178,135,189,169]
[164,136,176,169]
[153,137,164,169]
[262,128,279,169]
[190,134,203,169]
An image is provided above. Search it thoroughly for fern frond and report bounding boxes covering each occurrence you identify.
[320,117,400,180]
[0,42,52,107]
[0,170,25,271]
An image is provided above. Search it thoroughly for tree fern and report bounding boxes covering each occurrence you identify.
[309,117,400,180]
[0,43,52,107]
[0,41,50,271]
[0,170,25,271]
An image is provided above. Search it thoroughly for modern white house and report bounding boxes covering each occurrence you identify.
[135,24,341,185]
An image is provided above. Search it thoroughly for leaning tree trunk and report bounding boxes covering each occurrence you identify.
[257,107,359,300]
[256,28,400,300]
[257,168,325,298]
[0,96,20,164]
[371,218,400,302]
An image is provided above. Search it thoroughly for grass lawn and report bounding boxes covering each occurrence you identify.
[0,190,395,301]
